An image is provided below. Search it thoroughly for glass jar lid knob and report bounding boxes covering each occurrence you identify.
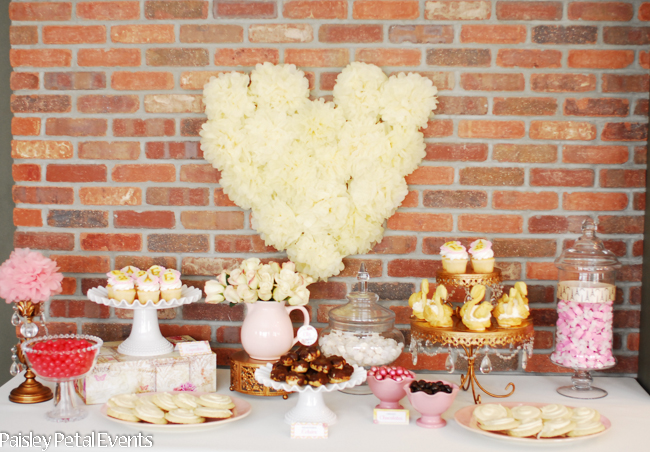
[357,262,369,293]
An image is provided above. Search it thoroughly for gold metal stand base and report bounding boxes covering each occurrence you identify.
[9,370,53,404]
[229,351,289,399]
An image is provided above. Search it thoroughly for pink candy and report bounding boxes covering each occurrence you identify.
[367,365,415,381]
[551,299,615,370]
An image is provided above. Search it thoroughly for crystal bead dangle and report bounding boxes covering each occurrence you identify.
[20,321,38,338]
[11,311,21,326]
[445,348,455,373]
[480,347,493,374]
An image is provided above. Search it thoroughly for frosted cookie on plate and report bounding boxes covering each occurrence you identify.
[107,406,140,422]
[570,407,600,424]
[567,418,605,437]
[134,404,167,425]
[165,408,205,424]
[540,404,572,420]
[198,394,235,410]
[510,405,541,421]
[108,393,139,409]
[194,407,233,419]
[173,393,200,410]
[473,404,510,423]
[507,418,544,438]
[478,416,521,432]
[538,418,576,438]
[152,392,178,411]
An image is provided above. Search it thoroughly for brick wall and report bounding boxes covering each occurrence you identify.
[9,0,647,374]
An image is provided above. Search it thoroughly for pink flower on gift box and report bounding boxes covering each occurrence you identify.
[173,382,196,392]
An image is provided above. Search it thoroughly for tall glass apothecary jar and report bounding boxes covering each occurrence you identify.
[319,263,405,394]
[550,219,621,399]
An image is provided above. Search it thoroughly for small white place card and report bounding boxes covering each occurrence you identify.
[291,423,328,439]
[175,341,211,356]
[373,409,410,425]
[296,325,318,346]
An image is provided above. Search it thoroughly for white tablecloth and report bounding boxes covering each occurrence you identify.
[1,370,648,451]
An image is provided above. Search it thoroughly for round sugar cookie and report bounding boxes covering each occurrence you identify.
[507,418,543,438]
[134,404,168,424]
[198,394,235,409]
[540,404,572,420]
[510,405,541,421]
[165,409,205,424]
[152,392,178,411]
[194,406,233,419]
[539,419,576,438]
[567,419,605,437]
[478,417,520,432]
[108,393,139,409]
[571,407,600,423]
[473,404,510,422]
[107,406,140,423]
[173,393,200,409]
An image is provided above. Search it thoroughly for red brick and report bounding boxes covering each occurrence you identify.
[387,259,440,278]
[79,141,140,160]
[180,257,241,276]
[78,95,139,114]
[386,212,453,231]
[179,25,242,43]
[368,236,416,255]
[353,1,419,19]
[47,210,108,228]
[145,1,208,19]
[532,25,597,44]
[634,145,647,164]
[493,191,559,210]
[285,49,348,67]
[389,25,453,44]
[79,187,142,206]
[50,255,110,273]
[113,211,174,229]
[627,333,640,352]
[112,164,176,183]
[50,300,110,319]
[641,51,650,69]
[530,121,596,141]
[216,326,241,344]
[180,164,220,183]
[634,192,646,211]
[44,72,106,90]
[14,208,43,227]
[214,235,275,253]
[79,233,141,252]
[604,26,650,45]
[214,48,279,66]
[425,1,491,20]
[526,262,558,280]
[421,120,454,138]
[147,48,209,66]
[181,211,245,230]
[435,96,486,115]
[568,50,634,69]
[461,73,525,91]
[458,120,525,139]
[423,190,487,208]
[494,239,557,257]
[78,49,141,67]
[46,164,107,183]
[59,277,77,296]
[10,26,38,45]
[528,215,568,234]
[147,187,209,206]
[619,265,642,282]
[641,3,650,20]
[46,118,107,137]
[531,169,595,188]
[11,49,72,67]
[496,1,563,20]
[598,215,644,234]
[602,123,648,142]
[10,72,39,90]
[43,26,106,44]
[12,164,40,182]
[145,142,201,159]
[564,98,628,117]
[493,97,557,116]
[600,169,646,188]
[563,192,628,211]
[216,0,277,18]
[497,49,562,69]
[563,145,628,164]
[11,95,71,113]
[10,2,72,20]
[12,118,41,136]
[425,143,488,161]
[493,144,557,163]
[112,71,174,90]
[148,234,210,253]
[181,118,206,137]
[113,118,175,137]
[13,186,73,205]
[531,73,596,92]
[634,99,648,116]
[14,232,74,251]
[404,166,453,185]
[426,48,491,67]
[77,2,140,20]
[568,2,633,21]
[12,141,73,159]
[602,74,650,93]
[112,25,175,43]
[214,188,237,206]
[319,25,381,43]
[459,214,523,233]
[461,25,526,44]
[459,167,525,186]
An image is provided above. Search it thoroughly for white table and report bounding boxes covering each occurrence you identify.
[1,370,648,451]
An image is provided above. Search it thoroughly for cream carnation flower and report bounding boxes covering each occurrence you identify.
[333,62,387,121]
[203,72,254,120]
[379,72,438,129]
[249,62,309,113]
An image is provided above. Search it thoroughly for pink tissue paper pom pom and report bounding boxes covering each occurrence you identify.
[0,248,63,303]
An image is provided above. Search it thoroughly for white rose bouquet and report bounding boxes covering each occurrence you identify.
[204,258,314,306]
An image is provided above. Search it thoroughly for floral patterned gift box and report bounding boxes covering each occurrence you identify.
[75,336,216,405]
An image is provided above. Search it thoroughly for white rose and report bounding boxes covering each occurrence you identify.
[288,285,310,306]
[241,258,261,274]
[224,285,241,304]
[237,284,258,303]
[272,286,292,302]
[204,280,225,304]
[282,261,296,273]
[216,271,228,286]
[228,268,246,286]
[257,272,274,301]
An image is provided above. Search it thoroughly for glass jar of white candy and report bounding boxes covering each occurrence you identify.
[319,263,405,394]
[550,219,620,400]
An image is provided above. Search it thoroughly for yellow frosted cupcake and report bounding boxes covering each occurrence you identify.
[469,239,495,273]
[112,275,136,304]
[136,273,160,305]
[440,241,468,274]
[106,270,124,299]
[160,269,182,302]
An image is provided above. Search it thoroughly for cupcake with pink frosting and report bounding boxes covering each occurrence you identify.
[440,241,469,274]
[160,269,182,301]
[147,265,166,278]
[136,273,160,305]
[120,266,140,280]
[112,274,136,304]
[106,270,125,299]
[469,239,495,273]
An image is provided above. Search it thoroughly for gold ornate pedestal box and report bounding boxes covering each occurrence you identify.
[75,336,216,405]
[230,351,289,398]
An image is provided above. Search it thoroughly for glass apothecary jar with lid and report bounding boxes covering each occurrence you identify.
[550,219,621,399]
[319,263,405,394]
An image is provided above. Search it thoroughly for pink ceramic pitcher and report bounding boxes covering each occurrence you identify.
[240,301,310,361]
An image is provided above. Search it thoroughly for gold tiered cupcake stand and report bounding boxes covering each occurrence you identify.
[410,269,535,404]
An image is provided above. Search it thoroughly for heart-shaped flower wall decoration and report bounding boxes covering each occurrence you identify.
[200,62,438,280]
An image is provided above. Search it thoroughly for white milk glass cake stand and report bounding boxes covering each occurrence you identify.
[255,363,367,426]
[87,285,202,357]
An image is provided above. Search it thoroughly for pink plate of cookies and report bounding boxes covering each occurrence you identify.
[454,401,611,443]
[101,391,252,432]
